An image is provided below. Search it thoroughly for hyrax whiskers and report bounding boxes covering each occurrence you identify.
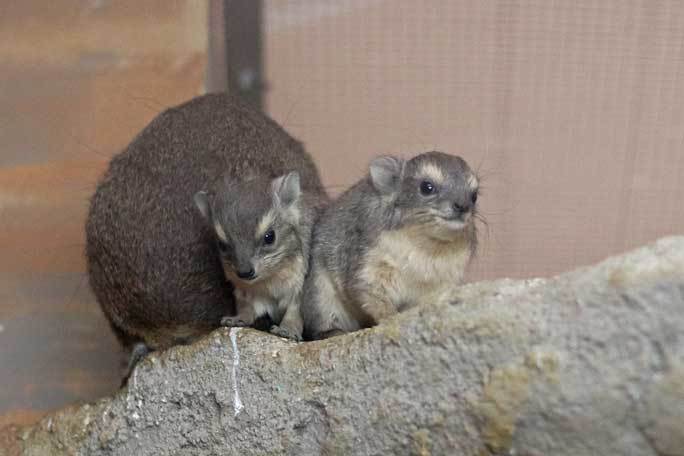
[86,93,327,373]
[194,170,323,341]
[302,151,479,339]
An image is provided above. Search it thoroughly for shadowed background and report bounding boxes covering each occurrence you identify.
[1,0,683,428]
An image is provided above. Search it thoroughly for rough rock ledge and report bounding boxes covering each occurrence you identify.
[2,237,683,456]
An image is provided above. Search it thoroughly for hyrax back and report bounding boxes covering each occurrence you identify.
[302,151,479,339]
[86,93,326,351]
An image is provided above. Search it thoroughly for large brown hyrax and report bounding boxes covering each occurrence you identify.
[86,93,328,379]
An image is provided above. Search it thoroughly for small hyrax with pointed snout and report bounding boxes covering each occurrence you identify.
[194,171,322,341]
[302,151,479,339]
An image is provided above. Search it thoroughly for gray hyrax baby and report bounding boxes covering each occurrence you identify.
[302,151,478,339]
[86,94,327,374]
[194,169,323,342]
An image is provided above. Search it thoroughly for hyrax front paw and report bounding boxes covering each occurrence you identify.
[220,316,251,327]
[270,325,302,342]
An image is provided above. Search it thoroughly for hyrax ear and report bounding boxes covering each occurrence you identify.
[370,156,404,195]
[272,171,301,208]
[193,191,212,220]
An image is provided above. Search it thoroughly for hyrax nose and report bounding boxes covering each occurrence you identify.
[236,268,256,280]
[453,201,471,214]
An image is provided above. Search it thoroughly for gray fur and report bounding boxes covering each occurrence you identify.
[197,171,322,341]
[193,191,211,220]
[272,171,301,208]
[86,93,328,359]
[302,151,478,340]
[369,156,404,194]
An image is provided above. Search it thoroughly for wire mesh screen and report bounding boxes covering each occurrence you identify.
[260,0,684,281]
[1,0,684,429]
[0,0,209,427]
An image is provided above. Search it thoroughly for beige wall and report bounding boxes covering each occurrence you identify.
[0,1,207,428]
[263,0,684,281]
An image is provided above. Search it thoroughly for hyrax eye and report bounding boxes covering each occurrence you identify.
[419,180,435,195]
[471,191,478,204]
[263,229,276,245]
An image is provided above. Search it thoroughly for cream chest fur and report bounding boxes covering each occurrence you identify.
[360,224,472,310]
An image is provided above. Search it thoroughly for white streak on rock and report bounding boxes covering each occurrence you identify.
[126,368,138,418]
[230,328,244,417]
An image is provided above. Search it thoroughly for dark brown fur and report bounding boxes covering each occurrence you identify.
[86,93,326,354]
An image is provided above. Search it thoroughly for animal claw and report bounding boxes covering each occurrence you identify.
[270,325,302,342]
